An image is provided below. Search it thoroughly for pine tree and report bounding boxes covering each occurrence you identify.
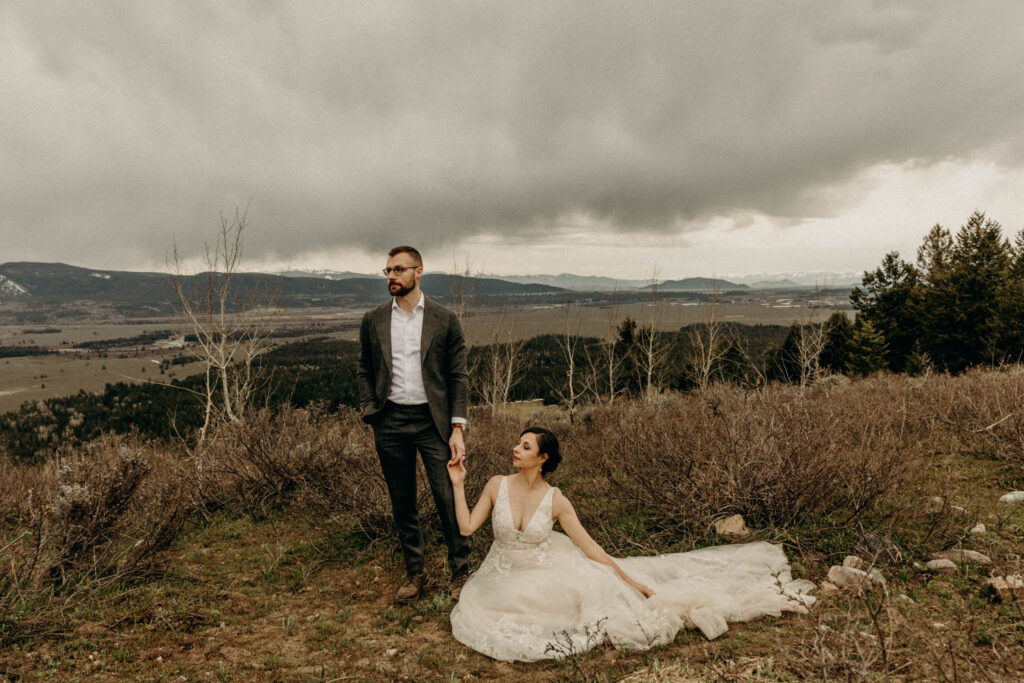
[847,317,889,377]
[850,251,920,372]
[927,211,1010,371]
[819,311,853,374]
[996,228,1024,361]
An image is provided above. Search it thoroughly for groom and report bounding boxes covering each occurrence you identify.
[357,245,471,603]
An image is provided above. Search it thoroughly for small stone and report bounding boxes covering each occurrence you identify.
[817,581,841,597]
[998,491,1024,504]
[842,556,867,570]
[983,575,1024,603]
[969,523,986,535]
[895,593,915,604]
[712,514,749,539]
[827,565,885,591]
[925,559,958,573]
[931,622,947,631]
[156,656,163,663]
[926,496,945,512]
[931,549,992,566]
[306,612,320,622]
[950,505,966,515]
[385,648,398,657]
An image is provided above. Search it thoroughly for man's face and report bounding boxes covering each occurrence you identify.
[385,254,422,297]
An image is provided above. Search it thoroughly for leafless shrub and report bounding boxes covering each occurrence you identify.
[565,377,960,555]
[0,436,188,644]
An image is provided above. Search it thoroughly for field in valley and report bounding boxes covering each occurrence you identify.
[0,296,850,413]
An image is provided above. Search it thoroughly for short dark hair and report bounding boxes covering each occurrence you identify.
[520,427,561,476]
[388,246,423,267]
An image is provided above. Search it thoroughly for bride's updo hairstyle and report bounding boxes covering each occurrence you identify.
[521,427,561,476]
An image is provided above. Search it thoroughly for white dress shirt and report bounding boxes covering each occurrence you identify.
[388,292,428,405]
[387,293,466,425]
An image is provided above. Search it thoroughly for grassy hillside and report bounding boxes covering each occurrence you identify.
[1,370,1023,679]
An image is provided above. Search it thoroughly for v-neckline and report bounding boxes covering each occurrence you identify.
[504,476,551,533]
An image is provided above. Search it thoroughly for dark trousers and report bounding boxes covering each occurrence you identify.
[372,402,470,577]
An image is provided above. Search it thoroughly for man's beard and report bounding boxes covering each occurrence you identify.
[389,281,413,297]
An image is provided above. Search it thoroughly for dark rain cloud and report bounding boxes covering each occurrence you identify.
[3,1,1024,267]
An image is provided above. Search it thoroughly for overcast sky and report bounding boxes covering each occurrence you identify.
[4,1,1024,280]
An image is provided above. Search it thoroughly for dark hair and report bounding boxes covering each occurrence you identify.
[388,245,423,266]
[520,427,561,475]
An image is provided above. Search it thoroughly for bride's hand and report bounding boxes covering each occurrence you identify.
[633,581,655,599]
[447,456,466,485]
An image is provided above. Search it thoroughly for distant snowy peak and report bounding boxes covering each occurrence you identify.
[0,274,29,297]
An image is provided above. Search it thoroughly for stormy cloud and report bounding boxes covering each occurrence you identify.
[3,1,1024,270]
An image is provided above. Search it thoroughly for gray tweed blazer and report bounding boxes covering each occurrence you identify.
[356,296,468,439]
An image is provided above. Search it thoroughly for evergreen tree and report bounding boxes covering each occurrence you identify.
[996,228,1024,361]
[927,211,1010,371]
[916,223,954,278]
[850,252,920,372]
[767,324,801,383]
[819,311,853,374]
[847,317,889,377]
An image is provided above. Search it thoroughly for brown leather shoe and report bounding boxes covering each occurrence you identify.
[450,571,471,601]
[395,572,427,604]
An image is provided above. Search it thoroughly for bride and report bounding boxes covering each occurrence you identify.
[446,427,815,662]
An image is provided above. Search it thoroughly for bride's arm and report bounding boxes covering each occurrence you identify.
[553,491,655,598]
[447,460,499,536]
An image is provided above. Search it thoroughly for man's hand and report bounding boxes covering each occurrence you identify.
[449,425,466,462]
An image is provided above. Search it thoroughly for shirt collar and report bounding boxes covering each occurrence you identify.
[391,291,425,312]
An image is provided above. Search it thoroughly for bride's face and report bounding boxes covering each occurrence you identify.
[512,433,548,471]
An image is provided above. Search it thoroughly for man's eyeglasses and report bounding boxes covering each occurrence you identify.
[383,265,419,277]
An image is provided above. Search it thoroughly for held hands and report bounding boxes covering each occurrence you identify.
[447,455,467,486]
[449,426,466,461]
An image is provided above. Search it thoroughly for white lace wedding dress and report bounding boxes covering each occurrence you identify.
[450,476,816,662]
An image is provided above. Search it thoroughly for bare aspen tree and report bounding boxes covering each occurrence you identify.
[686,284,730,390]
[553,302,588,421]
[585,291,625,404]
[447,248,479,325]
[170,206,278,445]
[473,305,526,415]
[795,286,831,388]
[636,272,670,400]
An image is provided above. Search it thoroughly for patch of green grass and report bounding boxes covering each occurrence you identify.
[112,645,135,663]
[261,653,288,669]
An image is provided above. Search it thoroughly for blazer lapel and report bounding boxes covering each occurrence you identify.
[375,304,393,375]
[421,297,441,363]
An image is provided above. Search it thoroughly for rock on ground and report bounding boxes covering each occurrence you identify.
[998,491,1024,504]
[925,559,958,573]
[984,575,1024,603]
[712,514,748,539]
[842,556,867,570]
[930,549,992,566]
[827,565,886,590]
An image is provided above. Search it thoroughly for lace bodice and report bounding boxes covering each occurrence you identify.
[492,476,557,547]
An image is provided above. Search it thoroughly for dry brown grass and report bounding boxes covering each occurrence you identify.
[0,435,189,643]
[1,368,1023,678]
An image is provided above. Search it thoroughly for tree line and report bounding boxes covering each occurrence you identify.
[800,211,1024,378]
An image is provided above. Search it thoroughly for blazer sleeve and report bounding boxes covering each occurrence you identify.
[446,311,469,421]
[356,311,376,412]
